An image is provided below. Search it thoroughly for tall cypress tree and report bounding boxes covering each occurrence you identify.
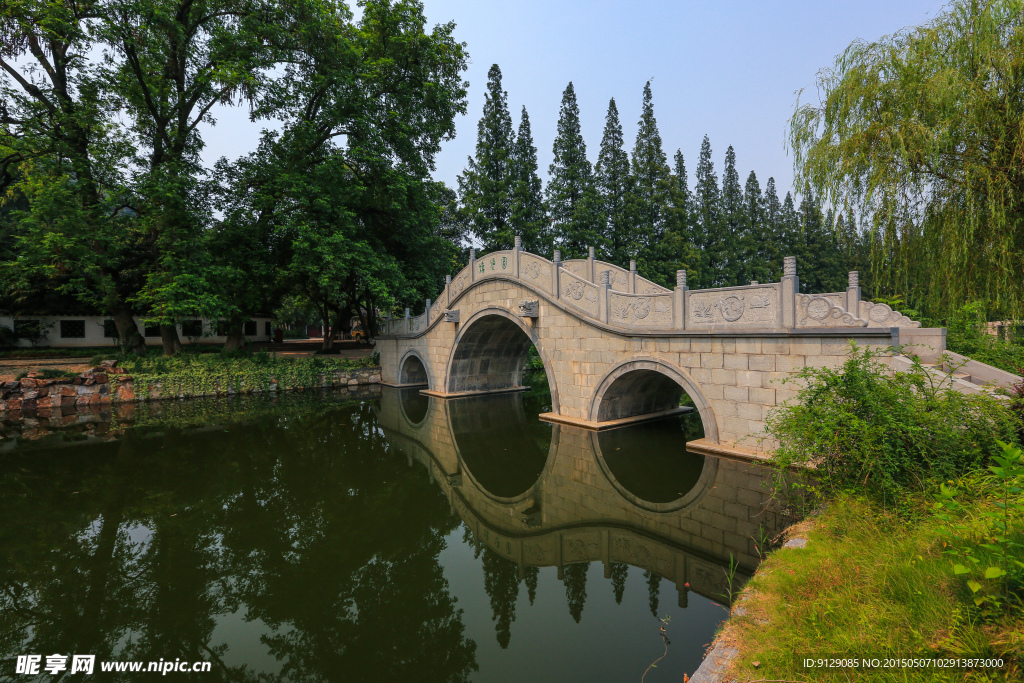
[630,82,671,266]
[595,97,634,263]
[763,177,784,279]
[509,106,548,252]
[648,149,698,288]
[720,145,744,285]
[547,82,601,258]
[458,64,515,251]
[743,170,772,284]
[693,135,722,287]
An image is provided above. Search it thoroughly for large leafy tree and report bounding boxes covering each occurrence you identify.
[459,63,515,252]
[1,0,468,353]
[789,0,1024,317]
[692,135,721,287]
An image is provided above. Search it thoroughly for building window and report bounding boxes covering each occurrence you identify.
[181,320,203,338]
[216,320,230,336]
[60,320,86,338]
[264,321,272,336]
[103,320,119,338]
[244,320,257,336]
[145,324,161,338]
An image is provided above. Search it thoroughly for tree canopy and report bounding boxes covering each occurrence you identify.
[789,0,1024,318]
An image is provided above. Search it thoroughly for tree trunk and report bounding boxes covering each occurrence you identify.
[160,324,182,356]
[113,307,147,355]
[223,317,245,352]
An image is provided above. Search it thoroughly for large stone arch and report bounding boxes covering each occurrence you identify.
[444,306,560,414]
[589,357,720,443]
[398,348,431,388]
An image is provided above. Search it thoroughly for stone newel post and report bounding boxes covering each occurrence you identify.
[599,270,611,323]
[469,248,477,283]
[629,259,637,293]
[513,235,522,279]
[404,307,411,334]
[847,271,861,315]
[587,246,596,282]
[553,250,562,300]
[425,299,431,323]
[782,256,799,328]
[445,274,452,306]
[674,269,688,330]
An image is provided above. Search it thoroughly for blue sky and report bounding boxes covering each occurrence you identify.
[201,0,948,198]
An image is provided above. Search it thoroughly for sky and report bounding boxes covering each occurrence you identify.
[200,0,949,198]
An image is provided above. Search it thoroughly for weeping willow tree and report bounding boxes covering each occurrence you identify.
[789,0,1024,319]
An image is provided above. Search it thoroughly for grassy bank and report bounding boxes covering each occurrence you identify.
[725,489,1023,681]
[716,344,1024,681]
[112,349,380,398]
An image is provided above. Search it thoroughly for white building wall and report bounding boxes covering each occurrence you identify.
[0,316,273,348]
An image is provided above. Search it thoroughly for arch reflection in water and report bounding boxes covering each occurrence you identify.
[398,387,429,426]
[595,414,711,510]
[448,392,552,500]
[377,386,784,615]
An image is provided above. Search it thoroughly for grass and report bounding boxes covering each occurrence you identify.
[722,492,1023,682]
[0,348,110,359]
[108,348,380,398]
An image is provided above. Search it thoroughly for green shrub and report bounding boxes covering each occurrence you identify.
[767,343,1021,499]
[946,302,1024,375]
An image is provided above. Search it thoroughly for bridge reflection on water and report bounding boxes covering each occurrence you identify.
[379,385,785,609]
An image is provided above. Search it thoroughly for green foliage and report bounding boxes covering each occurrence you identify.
[629,82,671,268]
[595,98,634,264]
[935,441,1024,618]
[459,64,516,251]
[508,107,549,252]
[790,0,1024,319]
[547,82,603,258]
[767,343,1021,499]
[119,351,379,399]
[946,302,1024,375]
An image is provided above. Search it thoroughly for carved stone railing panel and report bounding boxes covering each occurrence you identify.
[859,301,922,328]
[409,312,429,334]
[450,265,471,300]
[797,295,867,328]
[686,284,781,328]
[475,250,515,279]
[430,298,443,322]
[561,259,588,279]
[819,292,846,308]
[635,275,670,295]
[519,253,553,295]
[559,269,600,318]
[593,261,632,292]
[608,291,674,328]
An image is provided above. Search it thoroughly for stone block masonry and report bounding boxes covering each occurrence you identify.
[377,243,925,453]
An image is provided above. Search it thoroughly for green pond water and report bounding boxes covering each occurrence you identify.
[0,378,784,682]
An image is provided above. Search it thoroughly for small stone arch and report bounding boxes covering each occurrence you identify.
[398,348,431,388]
[444,306,560,414]
[589,357,720,444]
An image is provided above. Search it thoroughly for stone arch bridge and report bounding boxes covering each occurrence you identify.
[377,238,1019,455]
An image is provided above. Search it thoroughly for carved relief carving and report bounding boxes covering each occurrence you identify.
[858,301,922,328]
[797,294,868,327]
[443,309,460,323]
[561,260,587,278]
[517,300,539,317]
[687,287,779,327]
[520,254,552,293]
[609,293,673,327]
[564,536,599,562]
